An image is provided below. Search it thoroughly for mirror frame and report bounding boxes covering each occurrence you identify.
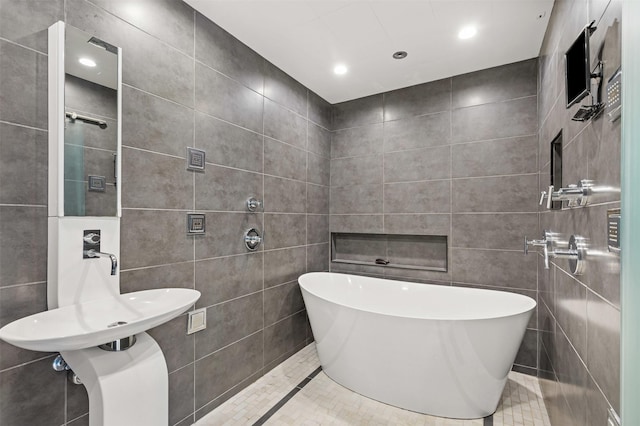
[48,21,122,218]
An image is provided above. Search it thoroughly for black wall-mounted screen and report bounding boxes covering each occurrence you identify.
[565,26,591,107]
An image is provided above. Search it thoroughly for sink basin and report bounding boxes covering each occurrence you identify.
[0,288,200,352]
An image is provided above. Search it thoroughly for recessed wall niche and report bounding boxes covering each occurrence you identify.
[331,233,448,272]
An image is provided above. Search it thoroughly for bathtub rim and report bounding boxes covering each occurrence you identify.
[298,271,537,322]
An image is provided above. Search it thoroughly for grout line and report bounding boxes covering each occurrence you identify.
[0,120,48,132]
[251,366,322,426]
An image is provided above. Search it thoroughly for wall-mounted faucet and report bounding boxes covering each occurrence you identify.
[84,249,118,275]
[524,230,555,269]
[82,230,118,275]
[524,231,587,275]
[540,179,620,209]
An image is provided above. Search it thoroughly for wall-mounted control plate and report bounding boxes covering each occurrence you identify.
[88,175,106,192]
[607,208,621,253]
[187,308,206,334]
[186,147,206,171]
[187,214,205,235]
[606,67,622,122]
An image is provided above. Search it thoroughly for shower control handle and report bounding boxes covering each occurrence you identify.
[244,228,262,251]
[524,230,555,269]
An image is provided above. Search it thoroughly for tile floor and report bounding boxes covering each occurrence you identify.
[195,343,551,426]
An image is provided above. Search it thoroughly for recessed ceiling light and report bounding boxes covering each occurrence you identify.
[392,51,408,59]
[333,64,348,75]
[79,57,97,67]
[458,26,477,40]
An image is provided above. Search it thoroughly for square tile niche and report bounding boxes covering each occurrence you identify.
[331,233,448,272]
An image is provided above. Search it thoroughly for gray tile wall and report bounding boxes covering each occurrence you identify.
[0,1,330,425]
[537,0,621,425]
[329,58,540,374]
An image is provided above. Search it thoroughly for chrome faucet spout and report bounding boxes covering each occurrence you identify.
[85,249,118,275]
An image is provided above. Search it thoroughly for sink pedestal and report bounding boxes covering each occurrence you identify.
[61,332,168,426]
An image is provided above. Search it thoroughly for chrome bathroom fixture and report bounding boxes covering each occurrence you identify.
[539,179,620,209]
[524,230,555,269]
[65,111,108,129]
[82,230,118,275]
[244,228,262,251]
[52,354,70,372]
[549,235,588,275]
[246,197,263,212]
[98,335,137,351]
[84,249,118,276]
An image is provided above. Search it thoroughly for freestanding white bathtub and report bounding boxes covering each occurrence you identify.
[298,272,536,419]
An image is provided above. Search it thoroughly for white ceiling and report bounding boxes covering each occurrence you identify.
[186,0,554,104]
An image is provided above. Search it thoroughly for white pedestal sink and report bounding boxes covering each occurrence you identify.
[0,288,200,426]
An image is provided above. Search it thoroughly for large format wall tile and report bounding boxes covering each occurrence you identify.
[0,206,47,286]
[264,138,307,181]
[332,94,383,129]
[384,180,450,214]
[263,311,307,367]
[384,146,450,183]
[332,124,383,158]
[383,78,451,121]
[264,280,305,326]
[195,212,264,259]
[264,99,307,149]
[195,253,263,308]
[0,40,48,129]
[195,112,263,173]
[0,357,65,426]
[91,0,195,55]
[195,292,263,358]
[452,96,537,143]
[308,122,331,158]
[195,62,263,132]
[194,332,263,410]
[147,315,194,374]
[331,184,383,214]
[264,214,307,250]
[122,85,194,158]
[264,247,306,288]
[195,166,262,212]
[383,112,450,152]
[169,365,195,426]
[331,155,383,187]
[0,123,47,205]
[195,13,263,93]
[67,0,194,107]
[122,148,193,210]
[452,59,537,109]
[121,209,193,269]
[264,62,307,116]
[308,91,332,130]
[120,261,194,294]
[452,248,537,290]
[451,135,538,178]
[0,0,63,53]
[451,213,538,250]
[452,174,539,213]
[264,176,306,213]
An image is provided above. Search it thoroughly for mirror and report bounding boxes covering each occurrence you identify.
[58,24,121,217]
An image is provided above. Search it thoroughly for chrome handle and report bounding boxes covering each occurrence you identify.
[83,232,100,245]
[548,235,587,275]
[524,230,556,269]
[539,191,547,206]
[246,197,262,212]
[546,185,554,209]
[244,228,262,251]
